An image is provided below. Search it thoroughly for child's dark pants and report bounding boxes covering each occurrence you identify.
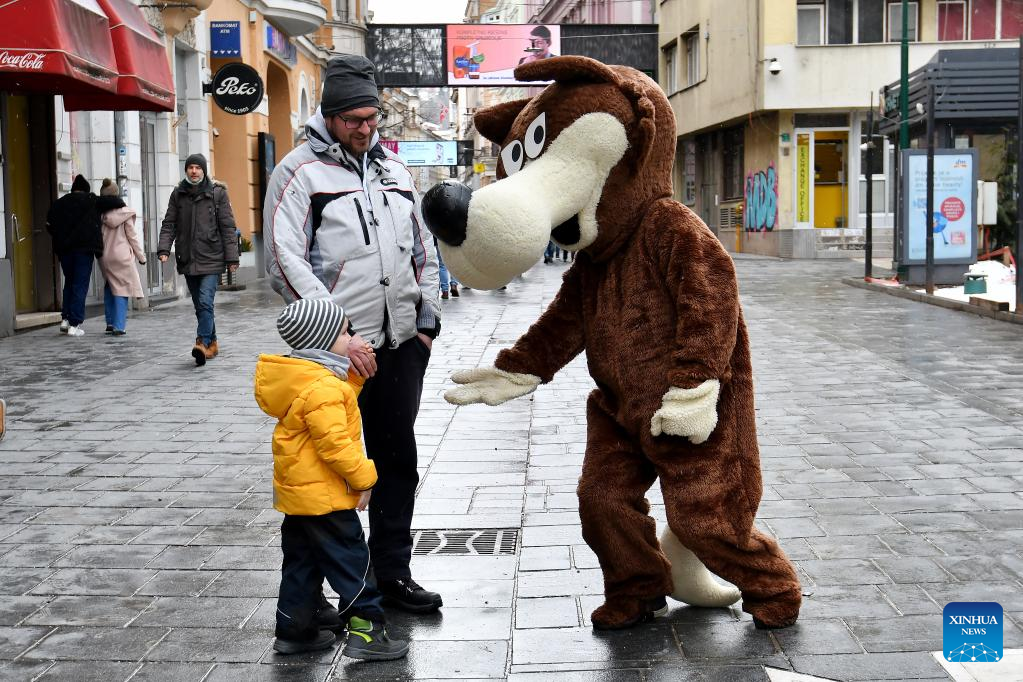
[276,510,385,641]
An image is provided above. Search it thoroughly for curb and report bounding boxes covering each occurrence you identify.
[841,277,1023,325]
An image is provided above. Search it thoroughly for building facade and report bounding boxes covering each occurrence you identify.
[660,0,1023,259]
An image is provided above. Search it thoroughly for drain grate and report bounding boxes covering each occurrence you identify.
[411,528,519,556]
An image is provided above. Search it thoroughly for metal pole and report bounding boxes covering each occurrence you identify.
[1017,36,1022,314]
[926,82,936,296]
[900,0,910,151]
[866,103,874,280]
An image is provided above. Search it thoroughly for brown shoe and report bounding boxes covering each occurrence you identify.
[191,338,207,367]
[441,291,449,300]
[450,283,459,297]
[207,340,219,358]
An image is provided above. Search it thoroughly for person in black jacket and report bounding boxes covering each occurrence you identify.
[46,174,102,337]
[157,154,239,366]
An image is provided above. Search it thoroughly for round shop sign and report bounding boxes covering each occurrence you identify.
[210,63,264,115]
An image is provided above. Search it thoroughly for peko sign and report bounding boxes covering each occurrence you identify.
[206,63,264,115]
[0,50,46,70]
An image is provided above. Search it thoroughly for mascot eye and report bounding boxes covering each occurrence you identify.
[500,140,525,175]
[524,113,546,159]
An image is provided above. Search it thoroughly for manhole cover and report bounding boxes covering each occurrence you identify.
[411,528,518,555]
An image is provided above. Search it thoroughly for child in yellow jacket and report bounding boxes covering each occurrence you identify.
[255,298,408,660]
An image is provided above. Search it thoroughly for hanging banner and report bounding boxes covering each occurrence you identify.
[395,140,458,166]
[796,133,811,224]
[901,149,978,265]
[446,24,561,86]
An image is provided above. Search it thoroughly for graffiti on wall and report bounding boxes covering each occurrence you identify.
[744,163,778,232]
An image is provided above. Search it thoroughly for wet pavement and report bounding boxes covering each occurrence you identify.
[0,256,1022,681]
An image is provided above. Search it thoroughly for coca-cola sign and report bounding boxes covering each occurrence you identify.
[208,63,263,115]
[0,51,46,71]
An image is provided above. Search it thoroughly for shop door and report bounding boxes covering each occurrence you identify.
[6,95,36,312]
[813,130,847,228]
[139,115,164,295]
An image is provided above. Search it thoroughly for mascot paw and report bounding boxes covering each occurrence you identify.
[649,380,720,443]
[445,366,541,406]
[660,526,740,608]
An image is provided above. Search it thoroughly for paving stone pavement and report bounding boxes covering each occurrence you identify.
[0,256,1022,681]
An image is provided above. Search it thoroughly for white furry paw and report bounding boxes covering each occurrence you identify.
[659,526,740,608]
[445,366,541,406]
[650,380,720,444]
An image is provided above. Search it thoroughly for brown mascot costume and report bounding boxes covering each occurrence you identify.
[422,56,802,631]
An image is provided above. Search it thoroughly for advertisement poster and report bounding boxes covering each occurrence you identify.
[902,149,977,264]
[446,24,561,86]
[796,133,811,224]
[385,140,458,166]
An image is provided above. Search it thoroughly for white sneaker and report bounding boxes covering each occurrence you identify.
[66,325,85,337]
[59,320,69,335]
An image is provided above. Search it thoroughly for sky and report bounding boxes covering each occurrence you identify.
[367,0,467,23]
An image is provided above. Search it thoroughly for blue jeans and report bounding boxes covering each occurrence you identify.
[184,274,218,345]
[438,250,458,293]
[103,284,128,332]
[59,252,94,326]
[544,241,557,260]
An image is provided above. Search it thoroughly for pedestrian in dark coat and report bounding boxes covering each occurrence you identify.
[46,174,102,336]
[157,154,240,366]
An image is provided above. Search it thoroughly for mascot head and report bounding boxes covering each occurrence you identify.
[422,56,676,289]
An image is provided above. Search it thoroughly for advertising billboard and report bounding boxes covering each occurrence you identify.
[383,140,458,166]
[446,24,561,86]
[901,149,978,265]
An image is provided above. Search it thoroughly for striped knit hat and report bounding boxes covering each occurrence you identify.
[276,298,347,351]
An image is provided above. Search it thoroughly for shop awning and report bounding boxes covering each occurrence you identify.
[0,0,119,96]
[63,0,175,112]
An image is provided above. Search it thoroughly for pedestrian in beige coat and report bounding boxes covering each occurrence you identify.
[97,179,146,335]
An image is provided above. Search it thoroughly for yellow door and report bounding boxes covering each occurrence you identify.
[6,95,36,312]
[813,131,847,228]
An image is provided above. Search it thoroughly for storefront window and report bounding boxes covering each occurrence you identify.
[859,121,888,214]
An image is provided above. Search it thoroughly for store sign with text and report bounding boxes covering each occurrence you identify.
[208,63,264,115]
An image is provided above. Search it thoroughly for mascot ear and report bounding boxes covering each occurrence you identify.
[514,55,619,86]
[474,98,531,145]
[619,79,657,171]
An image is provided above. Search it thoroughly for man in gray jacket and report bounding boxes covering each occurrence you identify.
[264,55,442,615]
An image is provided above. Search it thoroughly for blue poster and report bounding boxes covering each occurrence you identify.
[902,149,978,265]
[210,21,241,58]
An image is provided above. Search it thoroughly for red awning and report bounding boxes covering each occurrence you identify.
[64,0,175,112]
[0,0,119,96]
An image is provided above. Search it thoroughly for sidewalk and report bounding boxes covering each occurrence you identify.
[0,258,1021,680]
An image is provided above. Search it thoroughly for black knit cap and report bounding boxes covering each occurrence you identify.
[71,174,90,193]
[277,299,347,352]
[184,153,208,177]
[321,54,380,117]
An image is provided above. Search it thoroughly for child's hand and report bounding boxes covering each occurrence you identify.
[357,490,372,511]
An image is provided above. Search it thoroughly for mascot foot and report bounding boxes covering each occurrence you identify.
[591,596,668,631]
[752,615,798,630]
[659,527,741,608]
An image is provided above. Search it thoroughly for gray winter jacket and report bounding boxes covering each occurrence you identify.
[158,179,239,276]
[263,109,440,350]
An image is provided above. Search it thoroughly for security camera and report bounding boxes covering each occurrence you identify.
[768,59,781,75]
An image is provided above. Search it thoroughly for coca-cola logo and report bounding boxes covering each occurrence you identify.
[0,51,46,71]
[208,63,263,115]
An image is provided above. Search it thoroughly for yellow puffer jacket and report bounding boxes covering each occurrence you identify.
[254,354,377,515]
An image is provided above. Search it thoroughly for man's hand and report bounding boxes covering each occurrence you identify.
[228,264,238,273]
[417,332,433,351]
[356,489,371,511]
[158,255,168,263]
[445,366,541,406]
[650,379,721,444]
[348,334,377,378]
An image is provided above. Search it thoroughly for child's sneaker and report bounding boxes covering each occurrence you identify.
[272,629,336,655]
[342,616,408,661]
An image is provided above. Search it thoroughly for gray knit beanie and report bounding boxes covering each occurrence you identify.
[277,299,347,351]
[321,54,380,117]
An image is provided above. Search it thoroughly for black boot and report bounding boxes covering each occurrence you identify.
[316,594,344,633]
[378,577,443,613]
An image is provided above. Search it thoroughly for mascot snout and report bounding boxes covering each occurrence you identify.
[421,112,629,291]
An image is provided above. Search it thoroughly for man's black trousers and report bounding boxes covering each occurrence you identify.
[359,335,430,582]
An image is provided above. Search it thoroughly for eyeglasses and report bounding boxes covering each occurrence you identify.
[336,112,382,129]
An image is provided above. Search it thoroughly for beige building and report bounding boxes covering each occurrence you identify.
[660,0,1023,259]
[204,0,369,269]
